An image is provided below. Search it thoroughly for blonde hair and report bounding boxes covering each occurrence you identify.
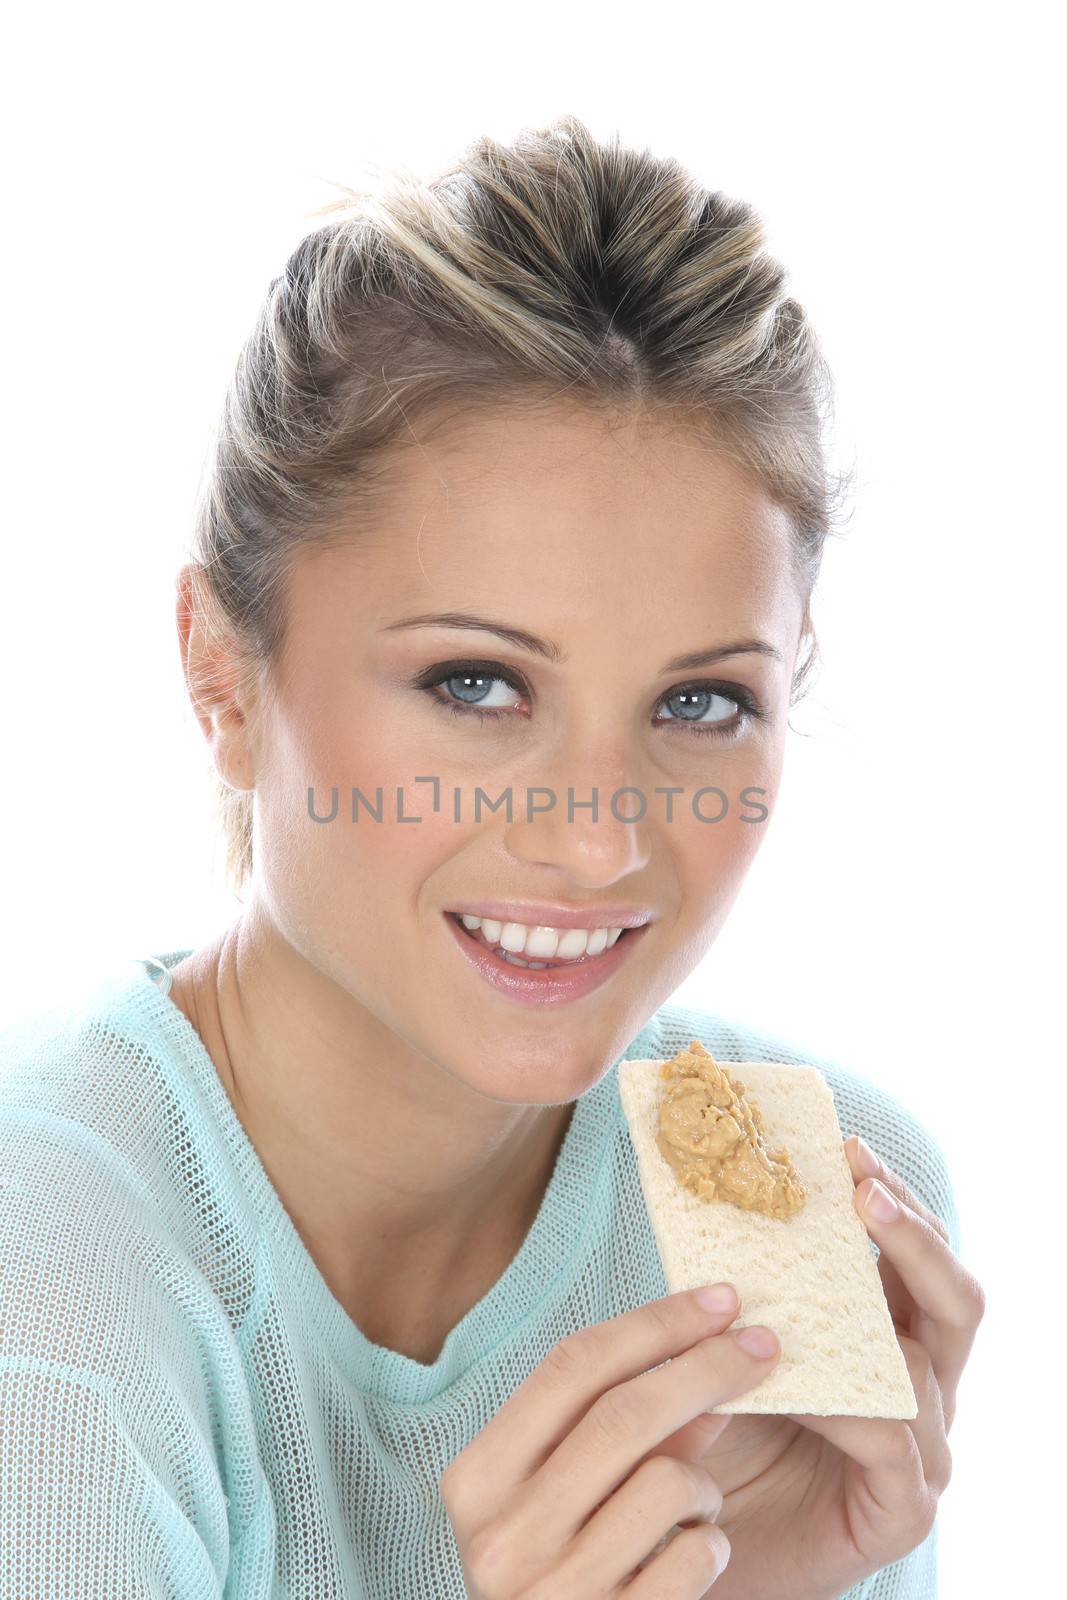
[186,114,854,892]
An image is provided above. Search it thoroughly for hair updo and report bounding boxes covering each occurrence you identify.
[185,113,854,891]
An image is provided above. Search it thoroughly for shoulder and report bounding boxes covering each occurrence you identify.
[0,973,254,1573]
[0,958,220,1223]
[0,1018,215,1377]
[636,998,962,1259]
[0,976,175,1235]
[0,969,244,1385]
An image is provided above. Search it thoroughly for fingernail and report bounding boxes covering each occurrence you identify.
[734,1325,778,1357]
[695,1283,738,1313]
[850,1136,880,1177]
[864,1179,899,1221]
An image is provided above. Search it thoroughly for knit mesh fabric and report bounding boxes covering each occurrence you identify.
[0,950,960,1598]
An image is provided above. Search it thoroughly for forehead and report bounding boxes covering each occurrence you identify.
[294,403,800,638]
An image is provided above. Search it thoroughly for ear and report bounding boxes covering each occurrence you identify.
[175,563,258,793]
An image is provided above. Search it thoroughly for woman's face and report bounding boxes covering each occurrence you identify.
[246,403,807,1102]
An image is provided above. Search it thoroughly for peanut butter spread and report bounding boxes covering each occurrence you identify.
[655,1040,806,1219]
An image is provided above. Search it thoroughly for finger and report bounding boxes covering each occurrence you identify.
[851,1172,981,1413]
[844,1137,950,1246]
[629,1408,734,1476]
[783,1337,951,1525]
[620,1522,733,1596]
[521,1323,778,1552]
[782,1408,936,1561]
[844,1139,958,1337]
[572,1454,727,1598]
[442,1288,745,1525]
[895,1333,953,1484]
[584,1411,733,1529]
[877,1259,913,1334]
[864,1226,914,1334]
[791,1338,951,1487]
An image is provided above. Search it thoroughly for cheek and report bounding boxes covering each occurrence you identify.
[254,673,411,833]
[668,767,780,920]
[253,688,465,914]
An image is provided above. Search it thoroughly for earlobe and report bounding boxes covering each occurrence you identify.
[207,705,256,794]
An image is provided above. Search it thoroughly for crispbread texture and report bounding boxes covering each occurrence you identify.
[617,1053,916,1418]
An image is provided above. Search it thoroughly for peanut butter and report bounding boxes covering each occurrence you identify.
[655,1040,806,1219]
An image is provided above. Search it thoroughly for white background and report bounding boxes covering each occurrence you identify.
[1,1,1061,1592]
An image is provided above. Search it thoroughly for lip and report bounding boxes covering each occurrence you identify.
[442,900,656,931]
[443,910,652,1008]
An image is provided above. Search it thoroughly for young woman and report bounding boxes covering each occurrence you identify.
[0,116,983,1598]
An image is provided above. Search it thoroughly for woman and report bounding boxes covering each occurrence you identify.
[0,116,983,1597]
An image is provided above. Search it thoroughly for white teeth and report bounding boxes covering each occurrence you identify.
[451,913,628,963]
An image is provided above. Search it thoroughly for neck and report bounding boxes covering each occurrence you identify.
[166,903,574,1313]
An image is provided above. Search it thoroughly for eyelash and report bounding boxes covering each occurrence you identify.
[411,660,769,740]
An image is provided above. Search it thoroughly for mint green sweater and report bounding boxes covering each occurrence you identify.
[0,951,960,1598]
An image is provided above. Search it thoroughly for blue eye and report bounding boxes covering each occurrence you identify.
[411,661,768,740]
[417,664,527,723]
[653,684,757,735]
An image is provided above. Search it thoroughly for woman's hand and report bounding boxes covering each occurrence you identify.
[440,1286,780,1597]
[690,1135,986,1600]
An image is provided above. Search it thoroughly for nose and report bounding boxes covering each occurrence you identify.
[501,735,653,889]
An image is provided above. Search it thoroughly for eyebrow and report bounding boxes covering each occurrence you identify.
[379,612,783,671]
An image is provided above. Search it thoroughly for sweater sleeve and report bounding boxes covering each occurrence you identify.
[0,1363,225,1598]
[0,1105,230,1598]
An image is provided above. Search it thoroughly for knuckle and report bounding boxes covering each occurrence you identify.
[696,1331,742,1383]
[887,1174,948,1245]
[930,1438,953,1497]
[645,1294,682,1341]
[630,1452,670,1500]
[884,1421,920,1470]
[683,1457,723,1521]
[909,1199,950,1245]
[439,1455,469,1515]
[916,1487,939,1541]
[588,1384,642,1449]
[896,1337,935,1399]
[705,1522,732,1569]
[636,1453,722,1520]
[900,1334,933,1379]
[915,1212,945,1248]
[886,1498,935,1565]
[659,1523,731,1586]
[542,1329,594,1389]
[465,1520,514,1597]
[942,1270,986,1334]
[930,1216,951,1245]
[523,1577,567,1600]
[689,1522,732,1576]
[639,1451,690,1497]
[688,1456,722,1513]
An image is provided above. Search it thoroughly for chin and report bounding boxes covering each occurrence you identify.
[435,1020,631,1106]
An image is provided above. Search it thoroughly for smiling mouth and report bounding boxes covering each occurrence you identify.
[446,911,634,968]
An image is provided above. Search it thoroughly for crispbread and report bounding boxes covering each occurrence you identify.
[618,1050,916,1417]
